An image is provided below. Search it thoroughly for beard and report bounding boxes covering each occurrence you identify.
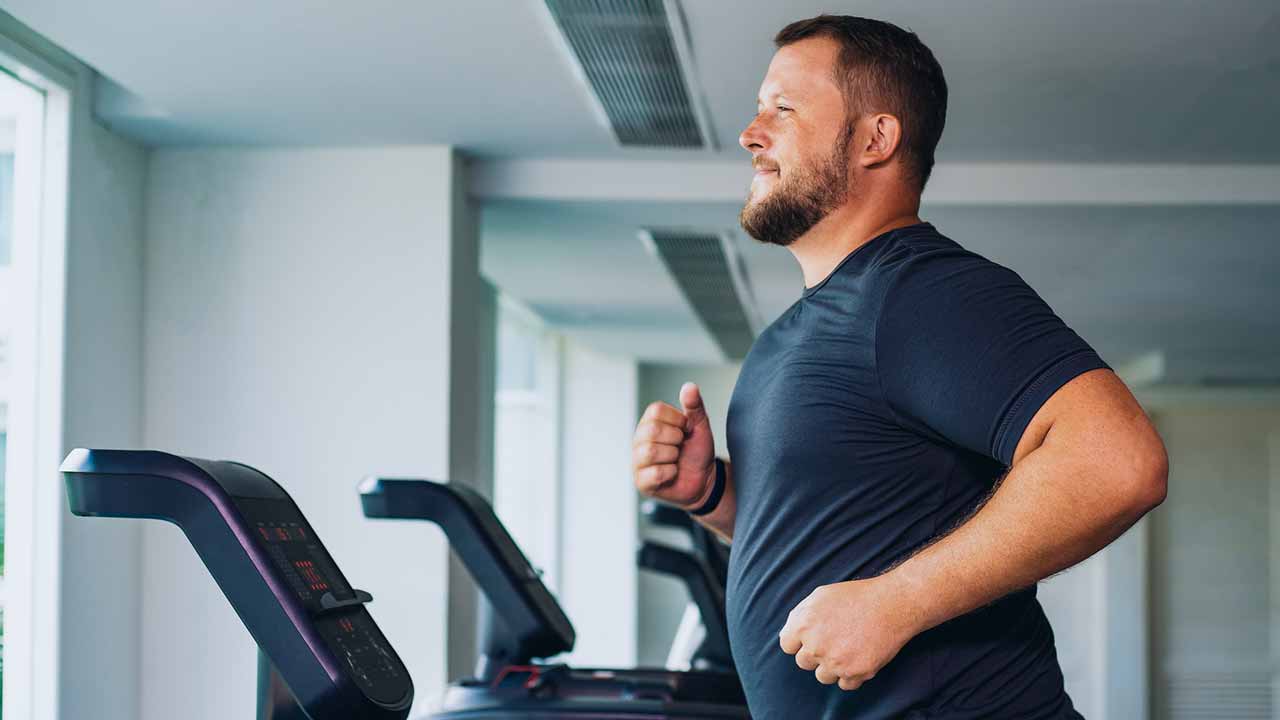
[739,132,852,247]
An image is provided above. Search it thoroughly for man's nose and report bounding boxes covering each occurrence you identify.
[739,116,769,153]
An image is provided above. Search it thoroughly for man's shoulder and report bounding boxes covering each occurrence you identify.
[869,223,1019,298]
[871,222,987,275]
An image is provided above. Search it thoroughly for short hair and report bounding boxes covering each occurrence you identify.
[775,15,948,190]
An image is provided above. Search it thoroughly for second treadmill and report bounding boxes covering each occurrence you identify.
[360,477,749,719]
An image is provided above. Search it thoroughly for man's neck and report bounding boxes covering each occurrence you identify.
[788,201,922,289]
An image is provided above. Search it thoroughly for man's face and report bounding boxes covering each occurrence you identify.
[739,37,853,247]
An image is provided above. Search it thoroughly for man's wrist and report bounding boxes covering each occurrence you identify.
[688,458,726,516]
[675,460,717,512]
[879,561,937,637]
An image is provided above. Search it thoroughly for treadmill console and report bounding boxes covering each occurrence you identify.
[234,496,408,705]
[62,448,413,720]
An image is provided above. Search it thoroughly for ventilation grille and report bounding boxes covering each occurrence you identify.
[645,231,756,360]
[545,0,706,148]
[1162,672,1272,719]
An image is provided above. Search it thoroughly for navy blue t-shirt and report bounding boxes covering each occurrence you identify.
[725,222,1104,719]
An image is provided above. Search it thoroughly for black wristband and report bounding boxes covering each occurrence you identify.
[689,458,726,516]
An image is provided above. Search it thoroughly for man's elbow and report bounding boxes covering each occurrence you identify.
[1125,431,1169,515]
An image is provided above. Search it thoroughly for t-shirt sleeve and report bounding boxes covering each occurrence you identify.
[874,249,1108,465]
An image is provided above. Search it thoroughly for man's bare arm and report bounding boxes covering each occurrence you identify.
[780,368,1167,692]
[886,368,1168,633]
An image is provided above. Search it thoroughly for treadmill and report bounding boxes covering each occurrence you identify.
[637,500,734,674]
[60,448,415,720]
[360,477,749,719]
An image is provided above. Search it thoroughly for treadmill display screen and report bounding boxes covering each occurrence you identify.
[234,496,411,705]
[234,496,355,611]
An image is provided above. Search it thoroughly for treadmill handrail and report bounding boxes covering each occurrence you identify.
[359,477,576,667]
[61,449,413,720]
[637,540,734,670]
[642,499,695,531]
[642,499,730,590]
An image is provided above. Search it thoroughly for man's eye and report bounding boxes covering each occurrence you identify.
[777,106,792,113]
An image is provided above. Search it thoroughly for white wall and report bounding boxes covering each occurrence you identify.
[558,339,638,667]
[1148,405,1279,718]
[1037,549,1108,718]
[141,146,482,718]
[1101,514,1149,720]
[58,96,148,720]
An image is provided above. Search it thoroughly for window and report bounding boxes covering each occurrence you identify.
[0,48,68,719]
[492,298,563,593]
[0,86,22,713]
[0,428,6,714]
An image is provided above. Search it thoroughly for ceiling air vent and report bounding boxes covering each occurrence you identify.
[642,230,759,360]
[543,0,716,149]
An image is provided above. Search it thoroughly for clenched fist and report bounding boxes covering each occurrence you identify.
[779,576,924,692]
[632,382,717,509]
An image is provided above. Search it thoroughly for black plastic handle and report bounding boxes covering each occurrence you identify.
[359,477,575,672]
[641,499,731,595]
[62,449,413,720]
[642,499,695,531]
[637,540,734,670]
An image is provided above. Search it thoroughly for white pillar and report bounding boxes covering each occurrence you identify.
[558,340,639,667]
[139,146,489,718]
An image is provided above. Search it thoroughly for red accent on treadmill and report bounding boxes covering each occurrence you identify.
[491,665,542,690]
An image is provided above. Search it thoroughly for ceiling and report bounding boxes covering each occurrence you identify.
[3,0,1278,380]
[2,0,1277,162]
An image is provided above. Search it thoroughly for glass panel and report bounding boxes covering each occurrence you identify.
[0,62,49,720]
[0,430,6,577]
[496,313,538,392]
[0,149,12,265]
[493,305,561,592]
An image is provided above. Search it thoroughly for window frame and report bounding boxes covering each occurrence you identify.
[0,31,71,720]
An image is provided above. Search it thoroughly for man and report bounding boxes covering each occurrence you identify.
[631,15,1167,720]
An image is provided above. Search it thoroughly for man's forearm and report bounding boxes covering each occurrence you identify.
[885,434,1166,635]
[693,458,737,543]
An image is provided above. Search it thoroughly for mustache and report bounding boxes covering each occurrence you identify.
[752,157,780,173]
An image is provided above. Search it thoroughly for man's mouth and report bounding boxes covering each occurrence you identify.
[752,157,779,178]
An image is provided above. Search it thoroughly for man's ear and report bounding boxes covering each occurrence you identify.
[857,113,904,169]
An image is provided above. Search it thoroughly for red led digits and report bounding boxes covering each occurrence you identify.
[293,559,330,592]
